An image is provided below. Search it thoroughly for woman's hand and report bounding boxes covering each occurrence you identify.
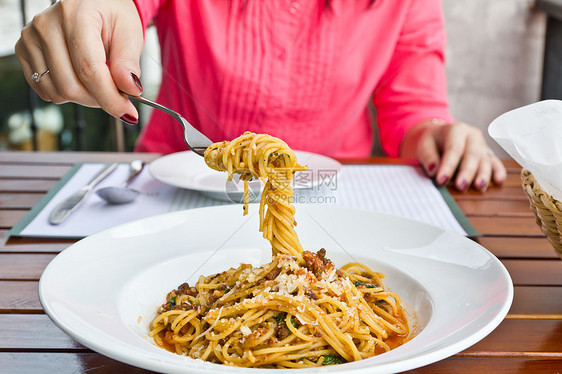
[15,0,143,124]
[401,120,506,191]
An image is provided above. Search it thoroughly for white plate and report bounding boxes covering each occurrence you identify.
[39,205,513,374]
[148,150,342,202]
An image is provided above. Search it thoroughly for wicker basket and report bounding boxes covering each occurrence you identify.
[521,169,562,259]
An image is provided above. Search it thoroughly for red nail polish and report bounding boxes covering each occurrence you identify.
[120,114,138,125]
[131,72,143,92]
[479,180,487,190]
[459,180,468,191]
[428,163,436,173]
[438,175,448,185]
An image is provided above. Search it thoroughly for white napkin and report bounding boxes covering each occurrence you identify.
[489,99,562,201]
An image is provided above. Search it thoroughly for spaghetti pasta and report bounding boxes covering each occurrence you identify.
[150,132,410,368]
[204,132,307,261]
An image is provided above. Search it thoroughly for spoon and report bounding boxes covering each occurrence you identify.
[96,160,145,204]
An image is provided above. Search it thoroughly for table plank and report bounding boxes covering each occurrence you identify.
[0,254,56,280]
[0,230,74,253]
[510,286,562,315]
[469,216,544,236]
[0,165,71,179]
[503,260,562,286]
[1,353,561,373]
[0,315,84,350]
[0,281,41,313]
[0,353,159,373]
[412,357,562,373]
[450,186,528,200]
[0,210,28,229]
[490,171,522,187]
[476,237,558,259]
[456,199,534,217]
[0,193,42,209]
[465,319,562,353]
[0,179,57,193]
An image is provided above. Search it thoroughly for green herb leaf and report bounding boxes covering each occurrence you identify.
[275,313,286,323]
[320,354,345,365]
[353,280,376,288]
[224,287,230,293]
[168,295,177,307]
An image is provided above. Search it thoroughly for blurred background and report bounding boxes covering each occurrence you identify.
[0,0,553,157]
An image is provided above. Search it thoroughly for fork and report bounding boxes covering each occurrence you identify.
[126,94,213,156]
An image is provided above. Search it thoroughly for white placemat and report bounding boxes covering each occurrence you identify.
[10,163,473,238]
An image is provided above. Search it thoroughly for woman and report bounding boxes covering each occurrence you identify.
[15,0,506,191]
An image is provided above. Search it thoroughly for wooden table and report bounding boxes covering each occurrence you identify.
[1,151,561,373]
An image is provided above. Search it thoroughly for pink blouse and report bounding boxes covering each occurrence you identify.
[133,0,453,158]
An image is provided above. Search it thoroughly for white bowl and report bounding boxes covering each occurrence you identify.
[39,204,513,373]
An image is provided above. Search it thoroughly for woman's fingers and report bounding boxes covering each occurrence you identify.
[473,151,493,191]
[401,119,448,178]
[434,123,467,187]
[469,150,505,192]
[415,125,441,178]
[16,4,91,105]
[407,121,507,191]
[448,126,485,191]
[61,1,138,121]
[436,123,506,191]
[14,0,143,123]
[15,24,50,101]
[27,10,98,107]
[107,5,144,97]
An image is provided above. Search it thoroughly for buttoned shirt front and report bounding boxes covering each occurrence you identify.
[133,0,453,158]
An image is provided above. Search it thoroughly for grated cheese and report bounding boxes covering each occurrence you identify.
[240,325,252,336]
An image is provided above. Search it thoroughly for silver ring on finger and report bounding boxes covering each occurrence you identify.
[31,69,50,83]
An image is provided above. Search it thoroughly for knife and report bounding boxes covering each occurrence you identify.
[49,163,119,225]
